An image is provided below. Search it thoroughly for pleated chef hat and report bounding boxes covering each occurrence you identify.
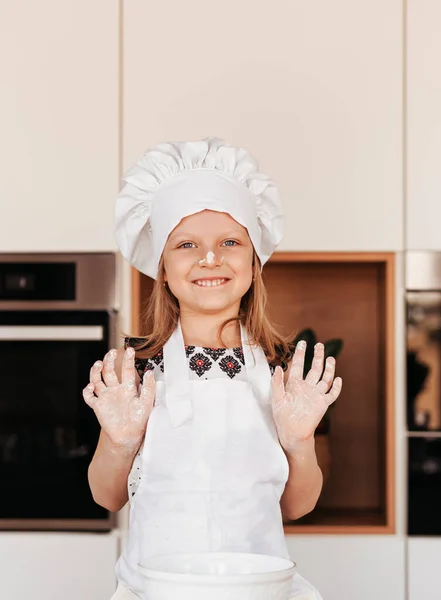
[115,137,284,279]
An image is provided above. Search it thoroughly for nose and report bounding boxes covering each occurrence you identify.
[199,250,222,268]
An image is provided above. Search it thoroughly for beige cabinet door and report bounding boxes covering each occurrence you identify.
[0,532,119,599]
[123,0,403,252]
[286,535,405,600]
[0,0,119,252]
[407,0,441,250]
[408,538,441,600]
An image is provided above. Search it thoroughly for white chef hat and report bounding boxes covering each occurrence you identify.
[114,137,284,279]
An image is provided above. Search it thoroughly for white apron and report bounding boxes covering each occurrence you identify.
[112,322,323,600]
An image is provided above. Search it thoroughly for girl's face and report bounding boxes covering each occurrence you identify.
[162,210,254,316]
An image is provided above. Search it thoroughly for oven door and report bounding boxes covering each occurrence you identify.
[408,436,441,535]
[0,310,117,531]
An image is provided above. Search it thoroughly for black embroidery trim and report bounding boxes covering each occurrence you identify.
[125,336,294,381]
[202,347,227,361]
[219,355,242,379]
[151,349,163,366]
[189,353,213,377]
[135,359,149,380]
[232,347,245,365]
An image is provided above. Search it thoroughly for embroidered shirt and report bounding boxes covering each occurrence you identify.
[131,343,249,383]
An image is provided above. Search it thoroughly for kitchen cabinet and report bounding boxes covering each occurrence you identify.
[123,0,403,252]
[408,538,441,600]
[286,534,406,600]
[406,1,441,250]
[0,0,119,252]
[0,532,118,600]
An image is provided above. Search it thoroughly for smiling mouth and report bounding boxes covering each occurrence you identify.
[192,278,230,288]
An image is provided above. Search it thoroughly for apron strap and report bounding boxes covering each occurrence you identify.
[240,322,272,405]
[163,320,193,427]
[163,320,273,427]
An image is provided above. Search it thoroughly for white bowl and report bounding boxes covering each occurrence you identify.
[139,552,296,600]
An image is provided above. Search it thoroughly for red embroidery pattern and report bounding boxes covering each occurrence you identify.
[219,356,242,379]
[189,353,213,377]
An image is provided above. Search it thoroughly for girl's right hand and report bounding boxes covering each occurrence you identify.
[82,347,155,453]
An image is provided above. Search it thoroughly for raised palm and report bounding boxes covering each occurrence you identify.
[271,341,342,453]
[83,347,155,452]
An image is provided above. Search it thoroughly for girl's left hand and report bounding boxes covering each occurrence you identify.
[271,341,343,454]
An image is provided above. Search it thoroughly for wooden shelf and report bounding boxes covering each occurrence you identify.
[131,251,396,534]
[265,252,396,535]
[284,507,391,535]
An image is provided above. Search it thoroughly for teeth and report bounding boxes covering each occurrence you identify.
[194,278,226,287]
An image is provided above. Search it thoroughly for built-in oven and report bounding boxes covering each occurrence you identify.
[0,254,118,531]
[406,252,441,535]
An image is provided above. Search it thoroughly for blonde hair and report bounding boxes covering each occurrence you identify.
[128,251,295,369]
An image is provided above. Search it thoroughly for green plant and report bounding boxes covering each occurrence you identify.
[292,328,344,434]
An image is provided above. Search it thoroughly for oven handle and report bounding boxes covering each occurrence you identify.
[0,326,104,341]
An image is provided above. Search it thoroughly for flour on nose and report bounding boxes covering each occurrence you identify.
[198,251,216,265]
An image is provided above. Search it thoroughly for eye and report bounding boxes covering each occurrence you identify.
[178,242,196,249]
[222,240,239,247]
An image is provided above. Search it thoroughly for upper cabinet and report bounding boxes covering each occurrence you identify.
[406,1,441,250]
[123,0,403,252]
[0,1,119,252]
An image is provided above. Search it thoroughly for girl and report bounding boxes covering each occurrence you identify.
[84,138,342,600]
